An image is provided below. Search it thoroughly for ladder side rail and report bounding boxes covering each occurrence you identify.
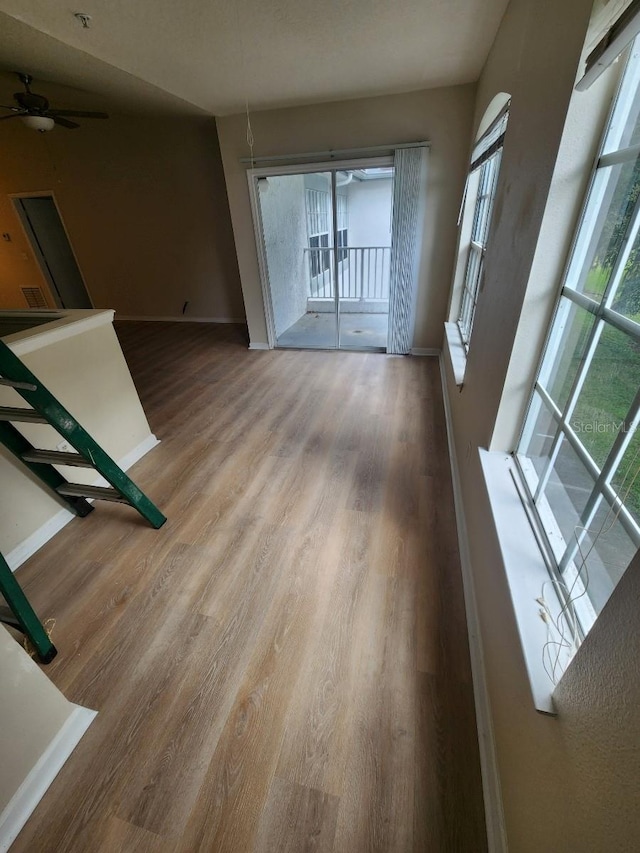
[0,552,57,663]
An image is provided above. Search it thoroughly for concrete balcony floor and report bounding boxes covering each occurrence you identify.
[276,311,388,349]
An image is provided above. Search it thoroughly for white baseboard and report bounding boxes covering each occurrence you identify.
[5,508,75,573]
[5,433,160,572]
[439,354,507,853]
[91,433,160,489]
[0,705,97,853]
[248,342,270,350]
[115,315,246,324]
[411,347,441,356]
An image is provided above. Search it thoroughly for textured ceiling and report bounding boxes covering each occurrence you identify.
[0,13,207,116]
[0,0,509,116]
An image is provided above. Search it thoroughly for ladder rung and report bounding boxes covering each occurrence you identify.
[22,449,94,468]
[0,406,48,424]
[56,483,128,503]
[0,377,37,391]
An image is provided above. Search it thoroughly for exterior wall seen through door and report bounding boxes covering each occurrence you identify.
[259,174,310,338]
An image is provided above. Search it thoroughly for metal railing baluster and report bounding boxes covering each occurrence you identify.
[305,247,391,302]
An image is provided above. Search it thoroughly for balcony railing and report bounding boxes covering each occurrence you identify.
[304,247,391,300]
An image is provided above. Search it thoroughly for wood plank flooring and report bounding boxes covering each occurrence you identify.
[10,322,486,852]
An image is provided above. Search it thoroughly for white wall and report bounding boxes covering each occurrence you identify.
[346,179,393,247]
[217,84,475,348]
[343,179,393,301]
[259,174,310,337]
[442,0,640,849]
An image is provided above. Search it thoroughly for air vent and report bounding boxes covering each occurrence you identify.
[21,287,48,309]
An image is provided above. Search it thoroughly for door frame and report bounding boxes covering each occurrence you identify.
[10,191,94,309]
[247,155,394,350]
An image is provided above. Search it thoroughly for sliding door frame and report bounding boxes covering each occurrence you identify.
[247,155,394,350]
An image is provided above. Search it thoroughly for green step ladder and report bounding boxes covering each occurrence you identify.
[0,337,166,659]
[0,550,57,663]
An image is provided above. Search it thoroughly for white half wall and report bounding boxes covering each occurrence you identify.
[0,625,96,852]
[0,312,159,561]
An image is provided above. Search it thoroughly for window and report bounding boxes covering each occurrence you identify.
[306,188,331,277]
[337,193,348,262]
[306,188,348,275]
[517,40,640,632]
[457,108,509,349]
[308,233,330,277]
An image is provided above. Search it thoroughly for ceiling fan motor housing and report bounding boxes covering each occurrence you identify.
[0,73,109,130]
[15,91,49,113]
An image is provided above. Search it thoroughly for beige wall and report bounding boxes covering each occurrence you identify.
[217,85,476,349]
[0,113,244,320]
[460,0,596,447]
[443,0,640,849]
[553,551,640,852]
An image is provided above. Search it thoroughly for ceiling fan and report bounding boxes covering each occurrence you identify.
[0,72,108,131]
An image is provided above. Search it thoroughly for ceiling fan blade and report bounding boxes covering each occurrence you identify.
[48,109,108,119]
[53,115,80,129]
[0,113,21,121]
[0,105,19,111]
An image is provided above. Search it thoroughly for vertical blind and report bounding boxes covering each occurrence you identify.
[388,146,427,354]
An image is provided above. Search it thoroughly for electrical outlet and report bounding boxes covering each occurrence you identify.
[56,440,70,453]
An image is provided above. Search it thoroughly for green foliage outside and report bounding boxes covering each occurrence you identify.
[551,155,640,524]
[557,298,640,524]
[592,155,640,315]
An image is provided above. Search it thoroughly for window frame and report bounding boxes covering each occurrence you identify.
[306,188,332,278]
[515,39,640,634]
[456,106,509,350]
[336,193,348,263]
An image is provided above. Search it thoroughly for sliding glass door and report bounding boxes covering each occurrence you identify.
[255,163,394,350]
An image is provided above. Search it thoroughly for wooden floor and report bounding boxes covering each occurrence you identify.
[11,322,486,852]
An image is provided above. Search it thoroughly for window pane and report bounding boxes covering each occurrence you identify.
[459,246,483,343]
[610,228,640,321]
[338,229,348,262]
[516,40,640,634]
[568,496,638,613]
[540,300,595,410]
[567,158,640,301]
[571,324,640,467]
[611,426,640,525]
[540,435,595,554]
[518,392,558,485]
[470,163,490,243]
[457,131,505,347]
[602,49,640,154]
[471,154,501,246]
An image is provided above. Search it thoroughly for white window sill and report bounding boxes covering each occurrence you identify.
[444,322,466,386]
[479,448,563,715]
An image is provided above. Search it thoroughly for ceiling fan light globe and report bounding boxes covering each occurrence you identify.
[21,115,55,132]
